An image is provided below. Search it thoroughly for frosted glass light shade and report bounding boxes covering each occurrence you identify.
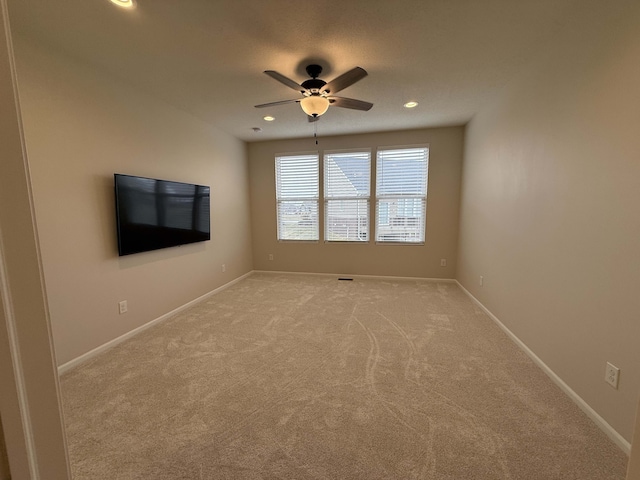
[300,96,330,117]
[110,0,135,8]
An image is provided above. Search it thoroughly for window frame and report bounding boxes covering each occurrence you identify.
[374,145,429,245]
[323,149,372,243]
[274,152,320,242]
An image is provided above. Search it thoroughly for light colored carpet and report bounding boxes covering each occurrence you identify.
[60,273,628,479]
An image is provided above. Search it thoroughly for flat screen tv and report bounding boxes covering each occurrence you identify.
[114,174,210,256]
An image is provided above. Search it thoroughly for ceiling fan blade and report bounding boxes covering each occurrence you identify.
[328,96,373,111]
[308,115,320,123]
[254,99,300,108]
[264,70,305,92]
[322,67,368,94]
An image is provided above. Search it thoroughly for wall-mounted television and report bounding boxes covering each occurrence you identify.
[114,174,210,256]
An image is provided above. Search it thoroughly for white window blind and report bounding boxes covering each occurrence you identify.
[275,154,319,241]
[324,151,370,242]
[375,147,429,243]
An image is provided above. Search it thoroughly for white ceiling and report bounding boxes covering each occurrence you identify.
[8,0,588,141]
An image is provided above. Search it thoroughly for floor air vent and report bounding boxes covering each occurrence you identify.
[338,278,353,281]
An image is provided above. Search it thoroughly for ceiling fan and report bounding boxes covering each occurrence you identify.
[255,64,373,121]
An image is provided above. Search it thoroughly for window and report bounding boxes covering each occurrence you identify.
[324,150,371,242]
[375,147,429,243]
[275,153,319,240]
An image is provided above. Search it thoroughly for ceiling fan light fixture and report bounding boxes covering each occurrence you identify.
[109,0,136,9]
[300,96,330,117]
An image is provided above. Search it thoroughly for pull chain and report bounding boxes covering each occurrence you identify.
[314,119,318,145]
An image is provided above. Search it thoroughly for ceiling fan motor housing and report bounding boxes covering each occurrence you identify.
[301,78,327,93]
[302,64,328,93]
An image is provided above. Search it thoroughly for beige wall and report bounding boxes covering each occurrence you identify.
[457,2,640,443]
[249,127,463,278]
[11,39,253,366]
[629,398,640,479]
[0,417,8,480]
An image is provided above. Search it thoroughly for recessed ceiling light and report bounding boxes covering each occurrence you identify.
[263,116,275,122]
[109,0,135,9]
[252,127,263,133]
[404,101,419,109]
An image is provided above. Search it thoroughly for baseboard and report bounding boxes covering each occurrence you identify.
[455,280,631,455]
[57,270,448,375]
[57,271,254,375]
[57,271,630,453]
[252,269,456,283]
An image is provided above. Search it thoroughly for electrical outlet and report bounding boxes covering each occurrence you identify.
[221,264,226,272]
[118,300,127,314]
[440,259,447,267]
[479,276,484,286]
[268,254,274,261]
[605,362,620,389]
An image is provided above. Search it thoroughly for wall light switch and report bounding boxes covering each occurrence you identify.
[118,300,127,314]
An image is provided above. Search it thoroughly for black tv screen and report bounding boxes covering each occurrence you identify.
[114,174,210,256]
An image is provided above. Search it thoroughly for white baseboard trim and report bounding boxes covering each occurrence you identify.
[58,270,449,376]
[57,271,254,375]
[252,269,456,283]
[455,280,631,455]
[61,271,628,453]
